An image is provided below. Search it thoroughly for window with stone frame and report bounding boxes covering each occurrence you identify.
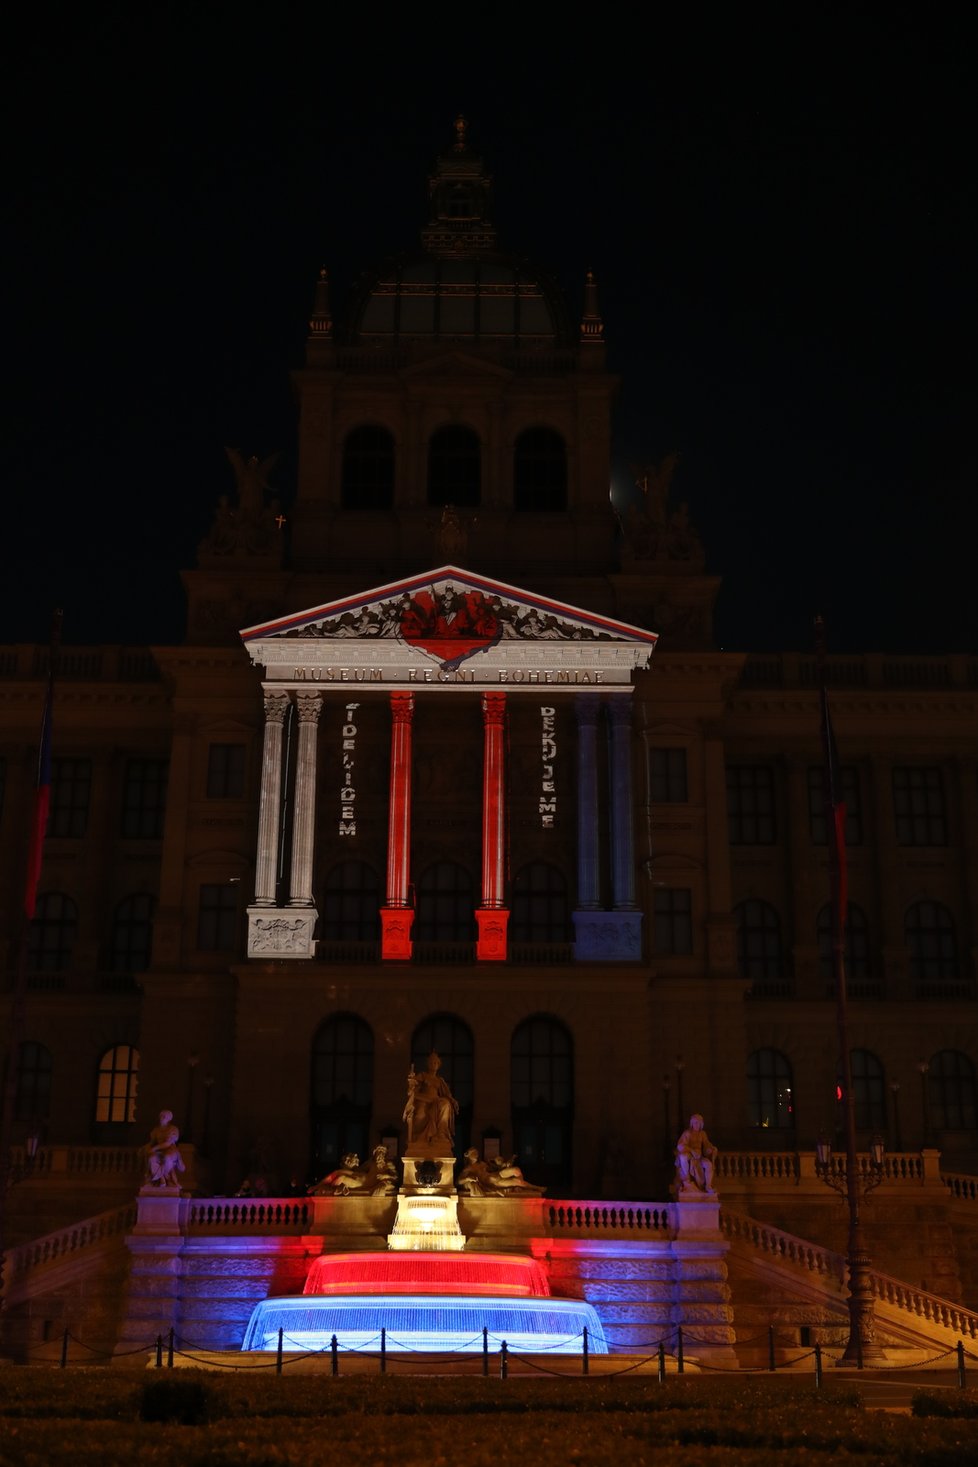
[196,882,240,951]
[27,891,77,971]
[49,758,91,837]
[206,743,246,798]
[927,1050,977,1130]
[95,1044,139,1124]
[726,765,776,844]
[849,1048,887,1132]
[510,862,570,943]
[15,1040,52,1123]
[905,901,959,981]
[808,765,862,845]
[121,758,169,838]
[747,1049,795,1129]
[817,902,871,980]
[415,861,476,943]
[654,887,693,954]
[322,860,381,942]
[892,766,948,846]
[734,899,783,981]
[650,747,688,803]
[110,893,154,972]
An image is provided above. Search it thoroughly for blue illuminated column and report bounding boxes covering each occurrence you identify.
[575,693,602,910]
[608,696,637,910]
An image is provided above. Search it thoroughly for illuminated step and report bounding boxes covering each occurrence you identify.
[241,1294,607,1354]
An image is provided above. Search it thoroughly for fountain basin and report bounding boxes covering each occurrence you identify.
[303,1250,550,1298]
[241,1294,608,1353]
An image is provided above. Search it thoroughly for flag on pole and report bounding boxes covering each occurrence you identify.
[819,685,848,923]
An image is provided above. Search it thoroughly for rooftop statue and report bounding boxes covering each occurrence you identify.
[675,1113,718,1194]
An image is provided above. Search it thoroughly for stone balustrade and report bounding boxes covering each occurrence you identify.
[717,1149,943,1189]
[943,1171,978,1203]
[2,1202,138,1296]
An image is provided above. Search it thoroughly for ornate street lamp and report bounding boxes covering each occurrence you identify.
[815,1131,887,1365]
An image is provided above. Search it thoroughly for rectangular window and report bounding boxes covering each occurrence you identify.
[197,883,240,951]
[650,747,688,803]
[121,759,169,838]
[893,767,947,846]
[808,766,863,845]
[49,758,92,838]
[654,888,693,954]
[206,743,246,798]
[726,765,776,844]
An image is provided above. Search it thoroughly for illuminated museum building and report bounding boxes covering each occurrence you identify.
[3,125,977,1208]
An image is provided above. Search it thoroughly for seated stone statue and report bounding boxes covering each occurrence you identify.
[404,1052,459,1150]
[143,1110,185,1188]
[457,1148,546,1196]
[675,1113,718,1193]
[309,1152,370,1196]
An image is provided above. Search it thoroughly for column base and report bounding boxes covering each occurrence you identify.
[476,908,509,961]
[573,910,643,961]
[247,906,318,959]
[380,907,414,960]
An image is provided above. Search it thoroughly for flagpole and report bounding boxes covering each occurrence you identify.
[0,610,62,1316]
[814,615,885,1367]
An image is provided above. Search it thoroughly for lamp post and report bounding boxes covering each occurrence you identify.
[815,1132,887,1366]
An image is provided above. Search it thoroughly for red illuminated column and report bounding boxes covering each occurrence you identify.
[381,691,415,960]
[288,690,323,905]
[476,691,509,961]
[254,690,290,905]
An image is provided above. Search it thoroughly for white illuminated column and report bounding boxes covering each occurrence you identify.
[254,690,290,905]
[288,690,323,906]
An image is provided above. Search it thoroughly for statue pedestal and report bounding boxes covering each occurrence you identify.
[389,1154,465,1250]
[475,907,509,961]
[380,907,414,960]
[247,906,317,959]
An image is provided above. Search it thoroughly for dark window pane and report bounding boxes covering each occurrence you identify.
[207,744,245,798]
[726,766,776,844]
[49,759,91,838]
[893,767,947,846]
[651,748,688,803]
[122,759,169,838]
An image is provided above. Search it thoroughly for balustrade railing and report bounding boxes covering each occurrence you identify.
[3,1203,138,1291]
[944,1172,978,1202]
[547,1202,672,1235]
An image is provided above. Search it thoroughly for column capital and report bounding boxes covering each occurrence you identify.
[294,690,323,724]
[263,690,290,723]
[391,691,415,725]
[481,691,507,725]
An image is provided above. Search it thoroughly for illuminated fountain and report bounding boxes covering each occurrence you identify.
[241,1055,608,1355]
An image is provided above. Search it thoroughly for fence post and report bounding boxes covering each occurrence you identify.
[677,1325,684,1374]
[814,1342,822,1389]
[155,1334,163,1368]
[768,1325,776,1372]
[277,1327,283,1375]
[331,1334,338,1376]
[658,1340,666,1383]
[60,1329,69,1369]
[167,1326,174,1369]
[381,1327,386,1375]
[957,1339,966,1390]
[482,1326,489,1377]
[582,1325,589,1376]
[500,1340,508,1380]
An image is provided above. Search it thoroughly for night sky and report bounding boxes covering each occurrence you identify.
[8,10,975,654]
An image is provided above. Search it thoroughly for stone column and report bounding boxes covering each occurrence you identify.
[608,695,638,910]
[575,693,602,910]
[381,691,415,959]
[288,691,323,906]
[476,691,509,960]
[254,691,290,904]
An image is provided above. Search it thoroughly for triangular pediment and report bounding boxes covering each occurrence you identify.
[241,567,656,689]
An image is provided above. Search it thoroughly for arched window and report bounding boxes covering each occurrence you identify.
[927,1050,977,1130]
[412,1015,474,1156]
[427,425,480,507]
[906,902,958,981]
[415,862,475,943]
[513,427,567,512]
[511,1015,573,1193]
[28,893,77,972]
[510,862,570,943]
[15,1041,52,1122]
[341,426,395,510]
[95,1045,139,1125]
[817,903,870,981]
[735,900,783,982]
[747,1049,794,1129]
[111,894,154,973]
[849,1049,886,1131]
[310,1015,374,1182]
[322,861,381,942]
